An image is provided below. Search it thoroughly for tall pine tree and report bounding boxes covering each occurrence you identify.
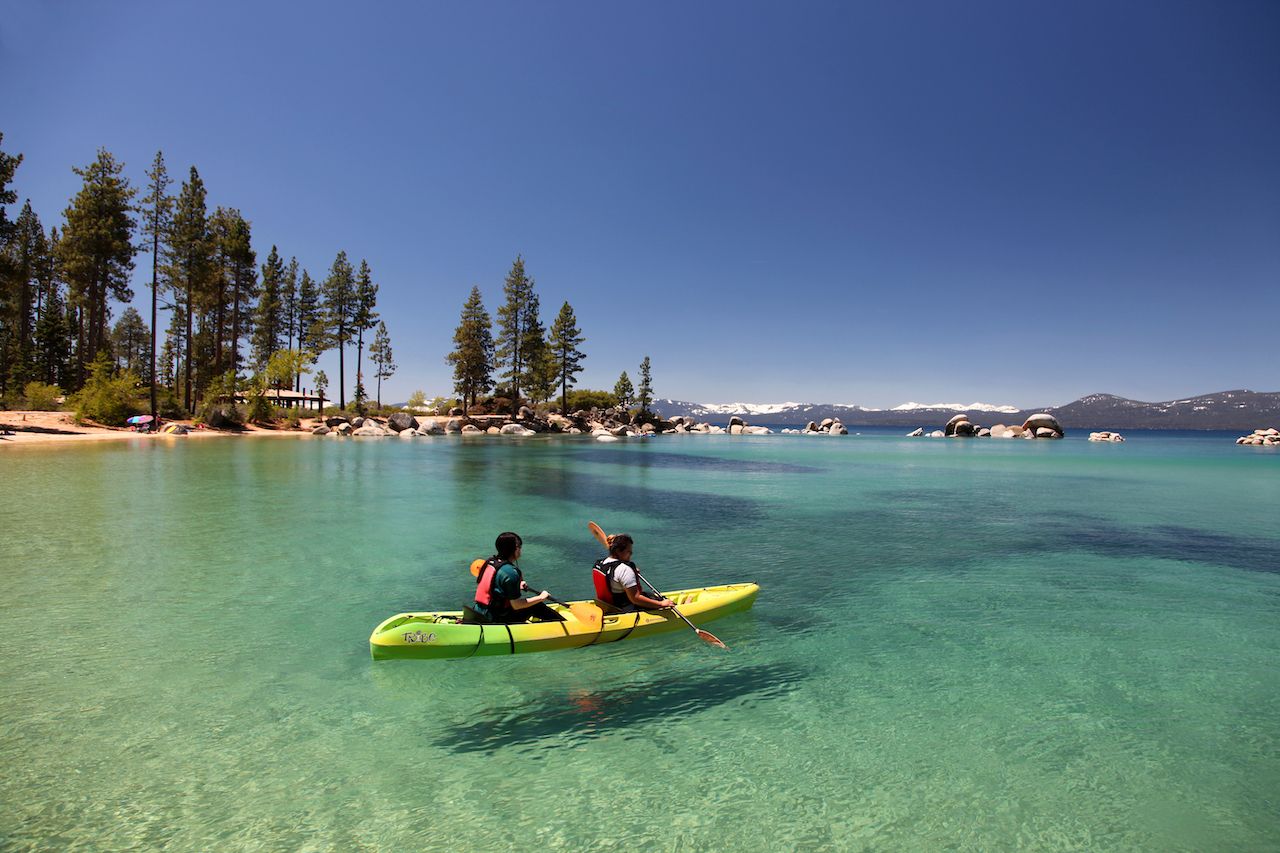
[637,355,654,416]
[0,133,23,393]
[614,371,634,409]
[321,251,356,408]
[294,267,321,392]
[369,320,395,408]
[111,307,149,378]
[447,285,494,414]
[520,291,556,406]
[167,167,212,412]
[57,148,136,387]
[352,259,378,411]
[549,301,586,414]
[495,255,534,413]
[140,151,172,420]
[281,256,298,352]
[2,201,46,393]
[252,245,285,370]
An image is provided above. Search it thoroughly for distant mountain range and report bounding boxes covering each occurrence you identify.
[651,390,1280,431]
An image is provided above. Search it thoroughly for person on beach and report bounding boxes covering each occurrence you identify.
[592,533,675,612]
[470,531,565,624]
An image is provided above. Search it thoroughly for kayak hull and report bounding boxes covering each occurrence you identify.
[369,582,759,661]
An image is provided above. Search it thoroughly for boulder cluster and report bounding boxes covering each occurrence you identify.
[1236,427,1279,446]
[1088,431,1126,443]
[307,406,730,440]
[908,413,1066,440]
[782,418,848,436]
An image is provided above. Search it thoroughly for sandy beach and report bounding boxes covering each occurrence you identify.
[0,411,311,447]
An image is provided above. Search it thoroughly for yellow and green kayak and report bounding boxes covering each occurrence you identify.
[369,582,759,661]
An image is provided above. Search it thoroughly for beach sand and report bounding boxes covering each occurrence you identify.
[0,411,314,447]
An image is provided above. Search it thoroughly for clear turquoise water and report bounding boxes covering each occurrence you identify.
[1,432,1277,851]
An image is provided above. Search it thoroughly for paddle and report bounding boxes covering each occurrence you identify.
[587,521,728,649]
[469,559,601,625]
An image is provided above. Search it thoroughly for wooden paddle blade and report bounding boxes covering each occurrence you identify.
[569,602,603,626]
[696,629,728,649]
[587,521,610,550]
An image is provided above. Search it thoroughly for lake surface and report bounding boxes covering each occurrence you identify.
[2,431,1277,851]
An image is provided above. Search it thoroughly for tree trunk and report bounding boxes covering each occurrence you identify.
[338,335,345,410]
[184,279,194,413]
[150,231,158,421]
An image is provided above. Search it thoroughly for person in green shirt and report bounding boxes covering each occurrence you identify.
[470,531,565,624]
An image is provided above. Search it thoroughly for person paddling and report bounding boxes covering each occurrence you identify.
[470,532,565,624]
[592,533,675,612]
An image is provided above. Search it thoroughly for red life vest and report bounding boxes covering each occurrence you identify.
[475,557,521,615]
[592,557,635,608]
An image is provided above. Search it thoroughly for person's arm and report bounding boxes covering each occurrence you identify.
[510,590,551,609]
[624,583,673,609]
[498,567,549,610]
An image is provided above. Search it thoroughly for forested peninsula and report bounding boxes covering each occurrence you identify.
[0,134,653,434]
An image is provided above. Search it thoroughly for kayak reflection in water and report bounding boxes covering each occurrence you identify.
[592,533,675,613]
[466,531,565,624]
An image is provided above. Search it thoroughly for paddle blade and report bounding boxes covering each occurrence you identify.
[469,558,485,577]
[587,521,610,550]
[696,629,728,649]
[569,602,603,626]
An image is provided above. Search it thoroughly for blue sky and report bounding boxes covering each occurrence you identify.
[4,1,1277,407]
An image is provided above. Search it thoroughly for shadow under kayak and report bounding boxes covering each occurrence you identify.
[369,582,759,661]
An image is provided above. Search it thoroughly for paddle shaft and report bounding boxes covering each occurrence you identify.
[630,567,699,633]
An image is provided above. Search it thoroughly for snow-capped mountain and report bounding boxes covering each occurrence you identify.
[889,401,1021,414]
[651,391,1280,430]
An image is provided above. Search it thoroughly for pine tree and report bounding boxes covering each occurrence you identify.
[0,134,22,384]
[57,148,137,388]
[520,291,557,405]
[352,259,378,412]
[0,132,20,239]
[252,245,285,370]
[159,305,183,391]
[209,207,255,380]
[369,320,395,408]
[32,276,70,387]
[167,167,212,412]
[313,369,328,414]
[637,355,653,416]
[614,371,634,409]
[2,201,46,394]
[447,285,494,414]
[549,300,586,414]
[294,267,321,391]
[321,251,356,408]
[140,151,172,420]
[111,307,150,378]
[495,255,534,414]
[281,256,299,352]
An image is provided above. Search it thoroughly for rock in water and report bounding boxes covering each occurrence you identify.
[1022,413,1064,435]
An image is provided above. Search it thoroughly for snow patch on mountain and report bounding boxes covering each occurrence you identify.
[890,401,1021,414]
[696,402,806,415]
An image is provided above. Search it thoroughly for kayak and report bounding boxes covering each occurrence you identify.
[369,582,759,661]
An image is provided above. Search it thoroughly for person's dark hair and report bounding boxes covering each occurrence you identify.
[608,533,634,557]
[495,531,523,560]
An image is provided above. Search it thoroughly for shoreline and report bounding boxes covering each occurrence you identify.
[0,411,317,448]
